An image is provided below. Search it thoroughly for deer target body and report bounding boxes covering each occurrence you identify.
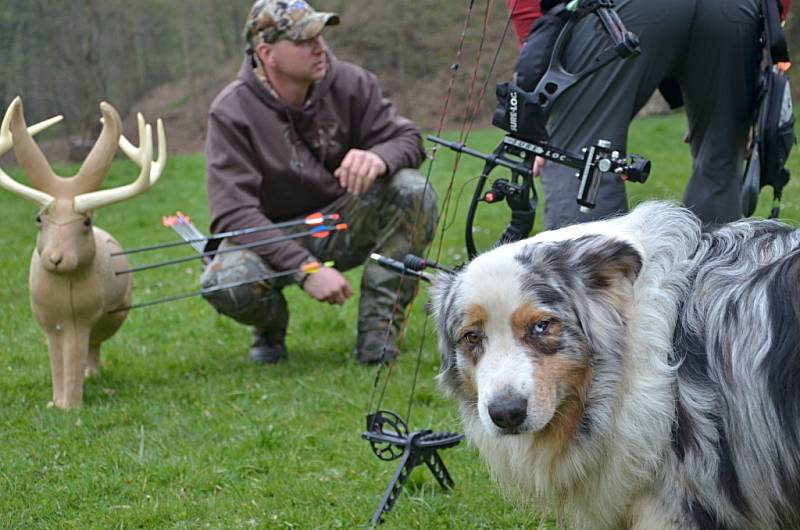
[0,97,167,408]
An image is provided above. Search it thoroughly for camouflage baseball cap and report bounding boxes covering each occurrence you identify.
[244,0,339,50]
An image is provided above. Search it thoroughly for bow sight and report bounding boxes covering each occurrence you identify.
[428,0,651,260]
[428,134,650,259]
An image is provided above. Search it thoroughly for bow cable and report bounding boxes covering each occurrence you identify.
[406,0,520,428]
[360,3,520,524]
[366,0,520,430]
[365,0,481,425]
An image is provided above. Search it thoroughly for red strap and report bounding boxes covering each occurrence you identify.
[781,0,791,20]
[507,0,543,47]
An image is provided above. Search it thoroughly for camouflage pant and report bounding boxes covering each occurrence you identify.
[200,168,439,350]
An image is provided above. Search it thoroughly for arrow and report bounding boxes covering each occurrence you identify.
[109,260,335,313]
[112,212,342,256]
[115,224,348,275]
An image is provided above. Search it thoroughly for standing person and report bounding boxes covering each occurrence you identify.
[202,0,438,365]
[510,0,772,229]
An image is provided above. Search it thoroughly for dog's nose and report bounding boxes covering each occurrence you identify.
[488,396,528,430]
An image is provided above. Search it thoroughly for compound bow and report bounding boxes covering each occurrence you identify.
[362,0,652,526]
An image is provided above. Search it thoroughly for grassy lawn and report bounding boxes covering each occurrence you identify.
[0,113,797,529]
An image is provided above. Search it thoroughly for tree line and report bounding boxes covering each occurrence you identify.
[1,0,797,154]
[1,0,252,141]
[0,0,517,148]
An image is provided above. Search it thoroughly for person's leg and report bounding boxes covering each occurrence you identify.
[200,241,291,363]
[677,0,760,223]
[539,0,693,229]
[201,170,437,365]
[309,169,439,363]
[358,169,438,363]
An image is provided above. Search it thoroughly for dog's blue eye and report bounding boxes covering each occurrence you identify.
[533,320,550,335]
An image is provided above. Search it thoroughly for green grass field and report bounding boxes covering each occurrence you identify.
[1,113,797,529]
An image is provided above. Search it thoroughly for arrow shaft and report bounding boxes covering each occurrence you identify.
[110,268,305,313]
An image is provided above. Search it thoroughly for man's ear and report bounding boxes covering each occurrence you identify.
[254,42,273,67]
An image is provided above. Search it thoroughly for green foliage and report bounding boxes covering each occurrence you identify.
[0,116,798,528]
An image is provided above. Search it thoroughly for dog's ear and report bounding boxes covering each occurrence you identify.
[515,235,642,358]
[573,236,643,289]
[561,236,643,357]
[430,271,463,393]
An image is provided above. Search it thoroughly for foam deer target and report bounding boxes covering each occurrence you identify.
[0,97,166,409]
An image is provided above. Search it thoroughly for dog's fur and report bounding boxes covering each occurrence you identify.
[431,202,800,529]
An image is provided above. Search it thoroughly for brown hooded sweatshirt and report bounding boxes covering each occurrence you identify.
[205,55,426,272]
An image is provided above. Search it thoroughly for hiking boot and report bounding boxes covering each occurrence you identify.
[354,332,399,365]
[248,329,288,364]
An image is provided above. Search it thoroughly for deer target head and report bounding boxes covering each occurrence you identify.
[0,97,167,274]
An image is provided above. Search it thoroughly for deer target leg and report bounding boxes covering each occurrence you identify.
[85,343,101,378]
[59,327,91,408]
[45,332,65,406]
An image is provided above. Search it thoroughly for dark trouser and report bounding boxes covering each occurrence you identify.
[200,169,439,351]
[539,0,761,229]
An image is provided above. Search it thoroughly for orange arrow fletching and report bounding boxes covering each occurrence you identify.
[305,212,341,225]
[306,212,325,225]
[301,261,323,273]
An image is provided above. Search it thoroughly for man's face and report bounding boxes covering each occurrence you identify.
[263,34,328,84]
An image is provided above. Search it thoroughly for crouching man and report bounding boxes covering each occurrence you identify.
[202,0,438,365]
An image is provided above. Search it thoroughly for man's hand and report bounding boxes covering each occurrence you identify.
[302,266,353,305]
[334,149,387,195]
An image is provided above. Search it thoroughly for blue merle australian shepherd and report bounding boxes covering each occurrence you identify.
[431,202,800,529]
